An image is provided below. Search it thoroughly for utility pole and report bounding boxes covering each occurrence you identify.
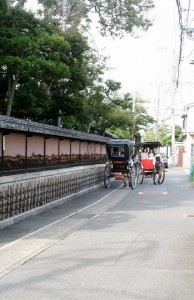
[171,48,177,167]
[155,86,160,141]
[171,93,176,167]
[132,93,136,143]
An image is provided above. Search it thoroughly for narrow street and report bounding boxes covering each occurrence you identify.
[0,167,194,300]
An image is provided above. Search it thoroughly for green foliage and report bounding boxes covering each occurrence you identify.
[0,2,156,135]
[0,9,70,117]
[13,78,52,120]
[144,130,156,141]
[0,8,110,126]
[86,91,154,140]
[48,28,108,127]
[158,124,171,146]
[0,0,9,14]
[175,125,184,142]
[144,124,184,145]
[38,0,154,37]
[106,93,155,139]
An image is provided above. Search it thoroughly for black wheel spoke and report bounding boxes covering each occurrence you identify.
[130,163,137,190]
[137,162,144,184]
[104,165,111,188]
[158,169,165,184]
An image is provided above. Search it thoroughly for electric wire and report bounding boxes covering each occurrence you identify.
[176,0,184,89]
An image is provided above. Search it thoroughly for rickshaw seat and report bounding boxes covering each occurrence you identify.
[141,158,154,170]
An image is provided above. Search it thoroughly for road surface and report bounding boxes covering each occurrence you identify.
[0,167,194,299]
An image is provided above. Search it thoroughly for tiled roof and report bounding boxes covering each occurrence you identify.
[0,115,109,143]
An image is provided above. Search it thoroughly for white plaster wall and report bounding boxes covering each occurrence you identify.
[4,133,25,156]
[71,141,80,154]
[88,143,95,154]
[59,140,70,155]
[0,130,107,159]
[80,142,88,154]
[182,134,194,168]
[95,144,101,154]
[101,144,106,154]
[187,107,194,132]
[45,138,58,156]
[27,136,44,156]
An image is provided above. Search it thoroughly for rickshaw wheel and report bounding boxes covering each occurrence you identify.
[136,162,144,184]
[129,163,137,190]
[104,165,111,188]
[157,169,165,184]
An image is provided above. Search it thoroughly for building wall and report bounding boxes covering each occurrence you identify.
[45,138,58,156]
[4,133,26,156]
[59,139,71,155]
[181,104,194,168]
[0,132,107,158]
[182,134,194,168]
[186,106,194,132]
[95,144,101,154]
[27,135,44,156]
[0,130,107,173]
[88,143,95,154]
[80,142,88,154]
[174,143,184,167]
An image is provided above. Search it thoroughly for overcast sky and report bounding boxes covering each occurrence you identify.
[90,0,194,125]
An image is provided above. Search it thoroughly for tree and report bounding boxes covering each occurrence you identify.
[175,125,184,142]
[0,0,9,14]
[49,28,110,129]
[0,1,156,131]
[158,124,171,146]
[109,93,155,139]
[94,92,155,140]
[37,0,154,37]
[143,130,156,141]
[0,9,70,117]
[0,8,111,125]
[144,124,171,145]
[144,124,184,145]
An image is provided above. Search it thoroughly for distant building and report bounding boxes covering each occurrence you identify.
[181,103,194,168]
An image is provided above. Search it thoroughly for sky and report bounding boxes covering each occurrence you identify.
[26,0,194,126]
[89,0,194,126]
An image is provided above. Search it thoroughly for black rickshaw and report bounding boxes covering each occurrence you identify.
[104,139,137,189]
[136,141,165,184]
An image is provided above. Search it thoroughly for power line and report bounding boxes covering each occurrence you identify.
[186,0,191,26]
[176,0,185,89]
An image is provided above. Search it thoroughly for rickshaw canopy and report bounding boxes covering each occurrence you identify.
[106,139,134,160]
[137,141,161,151]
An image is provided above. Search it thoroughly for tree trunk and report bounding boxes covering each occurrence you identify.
[1,0,10,14]
[15,0,26,8]
[6,74,19,116]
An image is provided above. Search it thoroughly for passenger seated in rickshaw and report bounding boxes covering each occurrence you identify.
[153,154,164,185]
[120,151,124,157]
[112,147,120,157]
[141,148,148,158]
[148,148,155,159]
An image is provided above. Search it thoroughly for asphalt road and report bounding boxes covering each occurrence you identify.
[0,167,194,300]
